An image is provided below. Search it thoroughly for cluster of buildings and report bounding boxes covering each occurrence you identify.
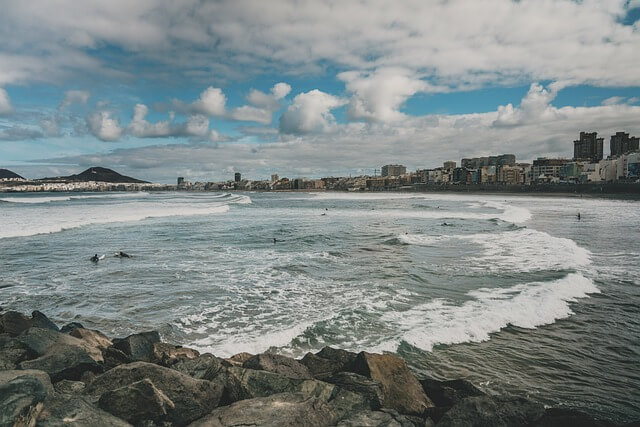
[0,181,169,193]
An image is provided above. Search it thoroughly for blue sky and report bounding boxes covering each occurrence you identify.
[1,0,640,182]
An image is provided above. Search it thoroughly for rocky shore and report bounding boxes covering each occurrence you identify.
[0,310,637,427]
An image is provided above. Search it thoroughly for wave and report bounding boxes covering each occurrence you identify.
[384,272,599,351]
[0,192,149,204]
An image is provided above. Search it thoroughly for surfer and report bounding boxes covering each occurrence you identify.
[577,212,581,220]
[90,254,99,263]
[115,251,131,258]
[273,238,277,244]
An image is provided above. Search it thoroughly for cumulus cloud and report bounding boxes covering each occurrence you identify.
[229,82,292,124]
[279,89,346,134]
[191,87,226,116]
[59,90,90,110]
[0,87,12,114]
[493,82,566,127]
[87,110,123,141]
[127,103,171,137]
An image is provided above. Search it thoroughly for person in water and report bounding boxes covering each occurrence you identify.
[577,212,581,220]
[90,254,99,263]
[115,251,131,258]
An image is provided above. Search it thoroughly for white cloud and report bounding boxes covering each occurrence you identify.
[0,87,12,114]
[271,82,291,100]
[493,83,564,127]
[279,89,346,134]
[87,110,123,141]
[229,82,292,124]
[59,90,90,110]
[128,103,171,137]
[228,105,273,124]
[192,87,226,116]
[184,114,210,137]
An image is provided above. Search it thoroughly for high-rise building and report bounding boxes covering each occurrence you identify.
[271,174,279,182]
[381,164,406,177]
[573,132,603,163]
[610,132,639,157]
[234,172,241,182]
[177,177,184,186]
[443,161,456,170]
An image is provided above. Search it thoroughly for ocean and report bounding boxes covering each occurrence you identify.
[1,191,638,422]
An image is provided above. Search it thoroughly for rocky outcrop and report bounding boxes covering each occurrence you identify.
[111,331,161,362]
[436,395,546,427]
[19,344,102,382]
[0,370,53,427]
[420,378,485,408]
[243,352,313,379]
[0,311,59,337]
[98,378,176,424]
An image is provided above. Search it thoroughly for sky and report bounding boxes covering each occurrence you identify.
[1,0,640,183]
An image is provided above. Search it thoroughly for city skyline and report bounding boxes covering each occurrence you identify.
[1,1,640,182]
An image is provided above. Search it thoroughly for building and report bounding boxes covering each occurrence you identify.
[381,164,406,177]
[177,177,184,186]
[497,165,523,184]
[271,174,279,183]
[610,132,640,158]
[234,172,241,182]
[532,158,570,181]
[443,161,456,170]
[573,132,603,163]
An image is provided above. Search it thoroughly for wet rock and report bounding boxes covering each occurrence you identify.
[171,353,227,380]
[54,379,86,395]
[17,327,104,362]
[98,378,176,425]
[316,346,358,368]
[60,321,85,334]
[326,371,384,410]
[86,361,223,425]
[337,409,427,427]
[70,327,113,354]
[0,333,33,370]
[302,352,345,380]
[0,371,52,427]
[111,331,161,362]
[347,351,434,416]
[243,353,313,379]
[437,395,545,427]
[30,310,59,331]
[102,346,132,370]
[0,311,33,336]
[420,378,485,407]
[152,342,200,366]
[188,392,340,427]
[225,351,253,366]
[19,344,102,382]
[37,395,132,427]
[532,407,619,427]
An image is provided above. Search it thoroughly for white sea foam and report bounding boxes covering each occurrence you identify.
[384,272,599,351]
[0,192,149,204]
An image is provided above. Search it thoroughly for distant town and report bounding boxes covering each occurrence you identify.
[1,131,639,194]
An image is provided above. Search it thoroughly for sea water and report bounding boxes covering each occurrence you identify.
[1,191,638,421]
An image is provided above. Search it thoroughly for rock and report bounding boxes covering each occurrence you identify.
[60,321,85,333]
[532,408,619,427]
[243,353,313,379]
[111,331,161,362]
[0,334,33,370]
[171,353,227,380]
[420,378,484,407]
[54,379,86,395]
[0,311,32,336]
[337,409,426,426]
[326,372,384,410]
[70,327,113,353]
[17,327,104,363]
[37,395,132,427]
[19,344,102,382]
[86,361,223,425]
[0,371,53,427]
[316,346,358,367]
[188,392,340,427]
[347,351,434,415]
[30,310,59,331]
[302,352,346,380]
[152,342,200,366]
[98,378,176,425]
[102,346,132,370]
[437,395,545,427]
[225,352,253,366]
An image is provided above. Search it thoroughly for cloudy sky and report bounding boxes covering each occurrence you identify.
[1,0,640,182]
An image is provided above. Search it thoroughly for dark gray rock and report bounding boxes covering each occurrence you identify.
[337,409,427,426]
[37,395,132,426]
[327,371,384,410]
[98,378,176,425]
[16,327,104,362]
[0,333,33,370]
[0,311,32,336]
[152,342,200,366]
[19,344,102,382]
[30,310,59,331]
[437,395,546,427]
[85,361,223,426]
[171,353,227,380]
[60,321,85,334]
[102,346,132,370]
[316,346,358,367]
[532,408,619,427]
[0,371,52,427]
[187,392,340,427]
[54,379,86,395]
[111,331,161,362]
[346,351,434,416]
[420,378,484,407]
[301,351,345,379]
[243,353,313,379]
[0,369,54,395]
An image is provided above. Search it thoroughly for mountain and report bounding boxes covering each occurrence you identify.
[43,167,149,183]
[0,169,25,180]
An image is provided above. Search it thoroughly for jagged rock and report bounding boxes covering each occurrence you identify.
[0,311,32,336]
[316,346,358,367]
[326,372,384,410]
[531,408,619,427]
[70,328,113,353]
[17,327,104,362]
[54,379,86,395]
[187,392,340,427]
[302,352,346,379]
[30,310,59,331]
[171,353,227,380]
[0,371,52,427]
[225,352,253,366]
[102,346,132,370]
[152,342,200,366]
[437,395,546,427]
[0,333,33,370]
[37,395,132,427]
[60,321,85,334]
[98,378,176,425]
[243,353,313,379]
[19,344,102,382]
[111,331,161,362]
[347,351,434,416]
[85,361,223,425]
[420,378,485,407]
[337,409,428,427]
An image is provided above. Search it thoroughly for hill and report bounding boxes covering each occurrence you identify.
[43,167,149,183]
[0,168,25,180]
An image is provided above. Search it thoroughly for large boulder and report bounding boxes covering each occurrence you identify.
[0,311,33,336]
[111,331,161,362]
[225,352,253,366]
[98,378,176,425]
[85,361,223,425]
[70,328,113,354]
[102,346,132,370]
[54,379,86,395]
[19,344,102,382]
[0,370,53,427]
[152,342,200,366]
[37,395,132,427]
[188,392,340,427]
[17,327,104,363]
[60,321,85,334]
[243,353,312,379]
[420,378,484,407]
[316,346,358,368]
[0,333,33,370]
[346,351,434,416]
[301,352,345,380]
[437,395,545,427]
[326,372,384,410]
[171,353,227,380]
[337,409,428,427]
[30,310,59,332]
